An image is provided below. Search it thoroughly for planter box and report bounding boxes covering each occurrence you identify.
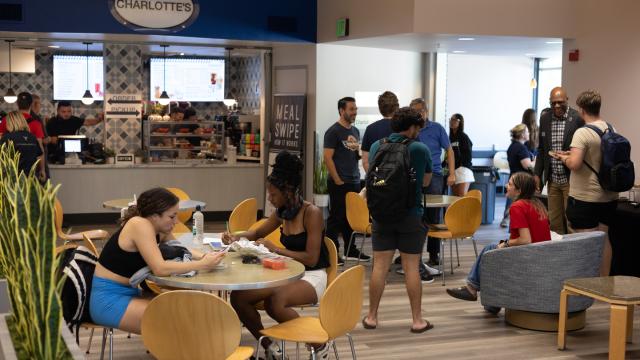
[313,194,329,207]
[0,314,84,360]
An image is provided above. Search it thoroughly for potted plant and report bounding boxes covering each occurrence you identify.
[104,147,116,164]
[313,159,330,207]
[134,148,145,164]
[0,143,83,359]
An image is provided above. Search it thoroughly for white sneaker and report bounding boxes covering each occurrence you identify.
[422,263,443,276]
[266,343,289,360]
[309,342,332,360]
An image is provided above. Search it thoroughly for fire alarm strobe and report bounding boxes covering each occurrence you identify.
[569,49,580,62]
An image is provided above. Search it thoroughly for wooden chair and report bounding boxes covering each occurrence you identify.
[428,197,482,286]
[258,265,365,360]
[466,189,482,203]
[228,198,258,233]
[141,290,253,360]
[54,198,108,243]
[248,218,284,248]
[166,188,194,235]
[345,192,371,267]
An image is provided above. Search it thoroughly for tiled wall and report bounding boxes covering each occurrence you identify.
[1,47,263,154]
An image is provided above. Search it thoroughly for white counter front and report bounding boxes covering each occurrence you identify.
[50,163,265,214]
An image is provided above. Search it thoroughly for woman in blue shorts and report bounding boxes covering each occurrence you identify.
[90,187,225,334]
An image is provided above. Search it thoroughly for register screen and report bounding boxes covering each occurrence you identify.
[64,139,82,153]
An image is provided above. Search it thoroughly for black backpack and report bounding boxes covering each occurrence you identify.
[583,123,635,192]
[366,138,417,223]
[59,246,98,344]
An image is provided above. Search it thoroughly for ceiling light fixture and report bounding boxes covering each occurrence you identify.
[81,42,94,105]
[458,37,475,41]
[546,41,562,45]
[3,40,17,104]
[48,45,60,49]
[452,50,466,54]
[158,45,170,106]
[223,47,237,109]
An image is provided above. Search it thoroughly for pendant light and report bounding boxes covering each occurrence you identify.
[81,42,94,105]
[158,45,170,105]
[3,40,17,104]
[222,47,237,108]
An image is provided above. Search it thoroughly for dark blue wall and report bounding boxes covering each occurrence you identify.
[0,0,317,43]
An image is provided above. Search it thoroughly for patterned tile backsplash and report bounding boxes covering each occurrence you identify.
[1,46,263,154]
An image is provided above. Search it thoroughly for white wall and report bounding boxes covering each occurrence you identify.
[443,54,534,150]
[316,44,423,141]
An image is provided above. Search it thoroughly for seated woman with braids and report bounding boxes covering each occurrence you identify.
[90,187,226,334]
[223,151,331,359]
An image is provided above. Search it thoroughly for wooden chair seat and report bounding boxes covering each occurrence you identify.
[172,222,191,235]
[429,230,453,239]
[225,346,254,360]
[260,317,329,344]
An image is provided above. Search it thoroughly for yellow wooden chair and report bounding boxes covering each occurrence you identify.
[345,192,371,267]
[54,198,108,243]
[466,189,482,203]
[428,197,482,286]
[141,290,253,360]
[248,218,284,248]
[228,198,258,233]
[258,265,365,360]
[166,188,193,235]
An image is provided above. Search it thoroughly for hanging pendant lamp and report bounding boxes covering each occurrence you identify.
[3,40,17,104]
[222,47,236,108]
[81,42,94,105]
[158,45,170,105]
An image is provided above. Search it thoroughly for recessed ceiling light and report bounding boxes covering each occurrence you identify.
[453,50,466,54]
[525,53,536,56]
[458,37,475,41]
[546,41,562,45]
[48,45,60,49]
[180,52,185,56]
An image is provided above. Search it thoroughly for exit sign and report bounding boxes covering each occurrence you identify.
[336,18,349,38]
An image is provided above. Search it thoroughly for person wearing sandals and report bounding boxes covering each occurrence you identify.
[446,172,551,311]
[224,151,331,360]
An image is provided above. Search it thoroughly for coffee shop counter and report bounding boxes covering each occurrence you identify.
[49,163,265,215]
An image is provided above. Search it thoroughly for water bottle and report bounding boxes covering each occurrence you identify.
[193,205,204,243]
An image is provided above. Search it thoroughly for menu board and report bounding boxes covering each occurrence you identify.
[53,55,105,101]
[150,58,225,102]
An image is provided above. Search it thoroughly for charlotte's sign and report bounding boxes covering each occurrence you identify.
[271,94,306,153]
[109,0,199,32]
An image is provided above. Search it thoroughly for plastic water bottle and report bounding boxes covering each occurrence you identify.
[193,205,204,243]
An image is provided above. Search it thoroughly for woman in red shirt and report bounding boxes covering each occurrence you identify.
[447,172,551,306]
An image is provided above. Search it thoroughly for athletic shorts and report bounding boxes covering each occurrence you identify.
[301,269,328,304]
[372,216,427,254]
[90,276,141,329]
[566,196,617,229]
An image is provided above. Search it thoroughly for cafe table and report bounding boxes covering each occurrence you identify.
[102,198,206,211]
[424,194,462,208]
[147,233,305,292]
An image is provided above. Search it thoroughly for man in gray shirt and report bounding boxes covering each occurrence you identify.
[323,97,371,263]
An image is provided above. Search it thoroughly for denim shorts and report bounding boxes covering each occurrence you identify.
[90,276,141,329]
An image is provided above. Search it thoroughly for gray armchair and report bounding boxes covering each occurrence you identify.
[480,231,605,331]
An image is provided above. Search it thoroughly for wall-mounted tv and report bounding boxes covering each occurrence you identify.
[53,55,104,101]
[150,58,225,102]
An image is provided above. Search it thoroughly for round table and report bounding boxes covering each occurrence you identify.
[148,233,305,291]
[424,195,462,208]
[102,198,207,211]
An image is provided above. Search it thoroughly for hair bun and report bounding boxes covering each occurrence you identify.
[274,151,303,173]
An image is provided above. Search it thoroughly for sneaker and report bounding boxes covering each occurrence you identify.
[426,257,440,267]
[422,263,442,276]
[266,344,288,360]
[337,256,345,266]
[395,268,405,275]
[484,305,501,315]
[500,217,509,228]
[393,256,402,265]
[309,342,332,360]
[420,272,435,283]
[344,247,371,262]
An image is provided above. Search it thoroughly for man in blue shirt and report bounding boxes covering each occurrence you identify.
[361,91,398,172]
[411,98,456,266]
[363,107,435,333]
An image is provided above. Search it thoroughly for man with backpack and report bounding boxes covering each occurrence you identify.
[553,90,634,276]
[362,107,435,333]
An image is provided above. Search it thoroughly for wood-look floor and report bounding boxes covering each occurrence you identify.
[71,196,640,359]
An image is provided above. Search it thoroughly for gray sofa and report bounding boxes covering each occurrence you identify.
[480,231,604,330]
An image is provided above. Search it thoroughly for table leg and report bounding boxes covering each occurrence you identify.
[610,304,628,360]
[558,289,569,350]
[627,305,634,343]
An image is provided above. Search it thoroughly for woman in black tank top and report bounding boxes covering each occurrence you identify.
[90,188,225,335]
[225,152,329,357]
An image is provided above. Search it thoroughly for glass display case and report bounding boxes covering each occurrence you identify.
[143,119,225,163]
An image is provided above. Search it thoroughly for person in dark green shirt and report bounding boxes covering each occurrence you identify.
[363,107,435,334]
